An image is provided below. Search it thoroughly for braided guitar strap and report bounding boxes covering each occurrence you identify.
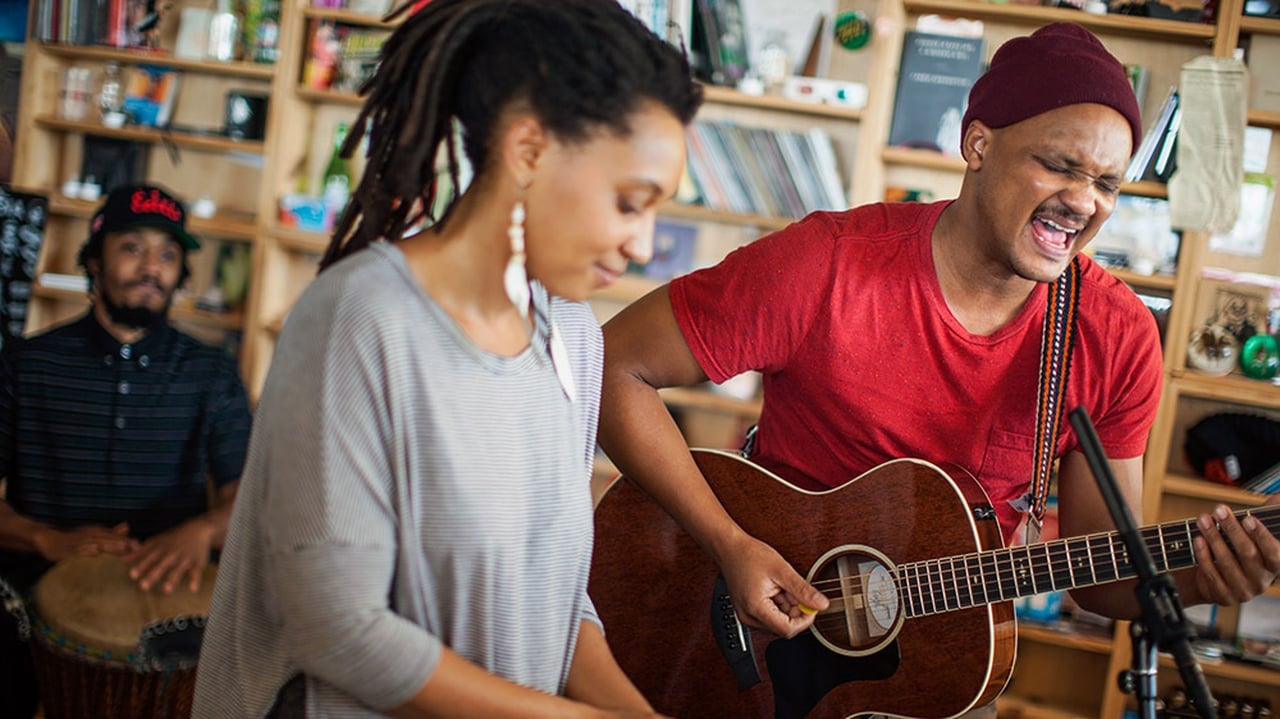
[1027,256,1082,543]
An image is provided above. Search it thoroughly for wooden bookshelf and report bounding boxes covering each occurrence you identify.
[47,195,259,241]
[901,0,1218,41]
[13,1,1280,715]
[37,43,277,79]
[295,86,364,106]
[701,85,864,121]
[34,116,266,154]
[301,6,398,27]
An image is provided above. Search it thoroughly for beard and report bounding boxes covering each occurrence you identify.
[98,282,173,331]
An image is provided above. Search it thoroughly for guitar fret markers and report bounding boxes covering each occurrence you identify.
[900,504,1280,618]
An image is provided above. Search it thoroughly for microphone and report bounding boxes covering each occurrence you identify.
[1069,406,1216,719]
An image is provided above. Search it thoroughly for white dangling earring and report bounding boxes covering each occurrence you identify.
[503,200,530,319]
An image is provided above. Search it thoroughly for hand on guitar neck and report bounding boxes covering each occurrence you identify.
[1182,495,1280,608]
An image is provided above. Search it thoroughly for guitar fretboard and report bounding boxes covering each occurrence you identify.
[899,504,1280,618]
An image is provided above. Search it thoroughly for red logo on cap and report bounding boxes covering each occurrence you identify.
[130,189,182,222]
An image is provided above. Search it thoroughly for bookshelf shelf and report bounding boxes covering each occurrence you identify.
[34,115,266,154]
[29,283,247,331]
[296,86,365,106]
[267,225,330,254]
[701,85,863,121]
[994,694,1092,719]
[47,195,259,241]
[1121,180,1169,199]
[1162,653,1280,685]
[658,386,762,417]
[302,6,399,28]
[880,148,1175,202]
[660,201,794,231]
[1161,473,1270,505]
[31,282,87,304]
[171,305,246,331]
[1018,624,1115,655]
[37,43,277,80]
[1108,267,1177,291]
[593,274,662,305]
[901,0,1217,42]
[1247,108,1280,129]
[881,145,966,172]
[1240,15,1280,35]
[1170,371,1280,409]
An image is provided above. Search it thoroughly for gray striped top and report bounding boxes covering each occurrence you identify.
[193,242,603,718]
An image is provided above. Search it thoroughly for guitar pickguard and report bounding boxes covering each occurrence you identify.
[766,632,900,719]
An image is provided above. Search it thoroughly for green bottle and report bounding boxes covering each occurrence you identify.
[323,123,351,190]
[322,123,352,227]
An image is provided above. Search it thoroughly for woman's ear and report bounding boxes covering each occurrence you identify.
[500,115,548,188]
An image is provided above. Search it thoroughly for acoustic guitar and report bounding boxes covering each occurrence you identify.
[589,448,1278,719]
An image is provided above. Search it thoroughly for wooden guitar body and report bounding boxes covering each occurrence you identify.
[590,449,1017,719]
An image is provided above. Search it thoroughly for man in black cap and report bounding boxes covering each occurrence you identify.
[595,22,1279,718]
[0,184,252,718]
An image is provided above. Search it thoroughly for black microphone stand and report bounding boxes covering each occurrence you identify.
[1068,407,1217,719]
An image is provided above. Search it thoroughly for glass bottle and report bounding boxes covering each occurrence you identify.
[207,0,241,62]
[758,31,791,94]
[244,0,281,64]
[98,61,125,127]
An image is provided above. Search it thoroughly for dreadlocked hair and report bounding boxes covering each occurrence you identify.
[318,0,703,271]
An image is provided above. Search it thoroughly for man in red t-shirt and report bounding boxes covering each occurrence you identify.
[598,22,1280,718]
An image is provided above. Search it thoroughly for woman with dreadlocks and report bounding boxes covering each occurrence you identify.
[191,0,700,716]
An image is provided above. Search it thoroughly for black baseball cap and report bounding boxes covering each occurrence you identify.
[88,185,201,251]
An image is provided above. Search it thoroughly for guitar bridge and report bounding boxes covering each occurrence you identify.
[710,573,761,691]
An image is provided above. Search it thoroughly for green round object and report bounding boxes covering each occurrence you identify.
[834,11,871,51]
[1240,334,1280,380]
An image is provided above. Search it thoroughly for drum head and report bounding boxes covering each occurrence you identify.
[33,555,217,657]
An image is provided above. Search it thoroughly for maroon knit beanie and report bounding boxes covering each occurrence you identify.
[961,22,1142,154]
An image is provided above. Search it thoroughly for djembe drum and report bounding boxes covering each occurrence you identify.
[28,555,217,719]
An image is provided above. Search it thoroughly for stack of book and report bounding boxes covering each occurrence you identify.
[685,119,847,218]
[304,20,390,93]
[1125,85,1181,183]
[32,0,148,46]
[1242,461,1280,494]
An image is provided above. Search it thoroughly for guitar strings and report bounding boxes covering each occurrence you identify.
[797,504,1280,619]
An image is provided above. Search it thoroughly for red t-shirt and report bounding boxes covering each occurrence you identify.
[670,200,1163,540]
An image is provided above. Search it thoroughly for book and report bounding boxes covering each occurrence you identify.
[1244,459,1280,493]
[121,64,180,127]
[684,120,846,217]
[804,127,847,209]
[334,28,389,92]
[887,31,984,157]
[691,0,750,86]
[1125,63,1150,121]
[638,219,698,281]
[1125,86,1177,182]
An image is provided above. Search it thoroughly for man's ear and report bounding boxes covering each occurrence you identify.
[500,115,549,188]
[961,120,990,168]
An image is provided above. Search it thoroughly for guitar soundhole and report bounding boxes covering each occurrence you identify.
[808,547,901,657]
